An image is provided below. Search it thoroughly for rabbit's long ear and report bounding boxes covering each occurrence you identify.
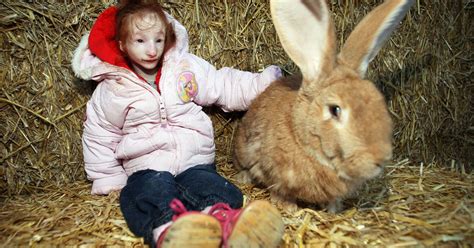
[339,0,415,78]
[270,0,336,82]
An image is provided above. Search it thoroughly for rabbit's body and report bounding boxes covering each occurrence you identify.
[234,76,347,203]
[234,67,391,210]
[233,0,414,212]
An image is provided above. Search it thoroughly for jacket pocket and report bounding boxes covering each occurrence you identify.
[115,126,154,160]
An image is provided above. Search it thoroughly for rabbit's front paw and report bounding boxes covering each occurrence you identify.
[234,170,253,185]
[270,192,298,213]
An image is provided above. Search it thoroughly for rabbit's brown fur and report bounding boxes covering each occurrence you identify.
[233,0,414,212]
[234,67,392,210]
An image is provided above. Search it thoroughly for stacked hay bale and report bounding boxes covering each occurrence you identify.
[1,0,471,196]
[0,0,472,246]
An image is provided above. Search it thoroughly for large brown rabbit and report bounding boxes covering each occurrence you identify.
[233,0,414,212]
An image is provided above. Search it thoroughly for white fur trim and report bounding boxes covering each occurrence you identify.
[164,12,189,59]
[71,32,93,80]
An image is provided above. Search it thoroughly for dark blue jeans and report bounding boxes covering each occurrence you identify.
[119,164,243,246]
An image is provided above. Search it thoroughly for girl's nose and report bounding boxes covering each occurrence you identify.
[146,43,157,57]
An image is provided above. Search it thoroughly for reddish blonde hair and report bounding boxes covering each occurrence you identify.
[116,0,177,60]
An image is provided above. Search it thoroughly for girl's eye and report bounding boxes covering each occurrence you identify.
[156,39,163,43]
[136,39,144,43]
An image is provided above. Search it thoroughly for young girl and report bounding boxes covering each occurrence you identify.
[71,0,285,247]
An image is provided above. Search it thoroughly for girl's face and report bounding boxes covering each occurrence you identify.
[119,13,166,80]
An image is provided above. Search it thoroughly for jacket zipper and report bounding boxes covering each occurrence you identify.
[158,68,180,174]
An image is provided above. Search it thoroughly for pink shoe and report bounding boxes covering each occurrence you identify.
[208,200,285,248]
[156,199,222,248]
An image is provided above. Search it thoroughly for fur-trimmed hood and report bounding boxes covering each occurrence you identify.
[71,6,189,80]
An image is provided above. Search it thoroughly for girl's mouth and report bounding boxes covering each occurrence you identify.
[143,59,158,63]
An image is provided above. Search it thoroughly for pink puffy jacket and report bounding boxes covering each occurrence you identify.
[71,8,281,195]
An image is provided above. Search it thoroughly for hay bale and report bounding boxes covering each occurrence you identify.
[1,1,100,195]
[0,1,473,246]
[0,161,472,246]
[0,0,471,210]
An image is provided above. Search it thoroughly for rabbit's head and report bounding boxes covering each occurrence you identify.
[271,0,414,183]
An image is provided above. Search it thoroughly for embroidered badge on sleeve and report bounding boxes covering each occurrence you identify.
[177,71,198,102]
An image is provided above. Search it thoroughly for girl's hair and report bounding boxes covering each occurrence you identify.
[116,0,177,59]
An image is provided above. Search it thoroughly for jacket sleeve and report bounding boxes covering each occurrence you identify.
[82,88,127,195]
[189,54,282,111]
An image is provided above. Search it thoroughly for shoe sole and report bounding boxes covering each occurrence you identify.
[227,200,285,248]
[161,214,222,248]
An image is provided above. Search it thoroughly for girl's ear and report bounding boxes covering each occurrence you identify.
[270,0,336,83]
[119,40,125,53]
[339,0,415,78]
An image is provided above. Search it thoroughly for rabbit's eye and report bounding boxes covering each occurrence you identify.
[329,105,341,119]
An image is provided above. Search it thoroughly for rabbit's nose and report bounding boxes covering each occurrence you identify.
[375,148,392,165]
[374,154,391,168]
